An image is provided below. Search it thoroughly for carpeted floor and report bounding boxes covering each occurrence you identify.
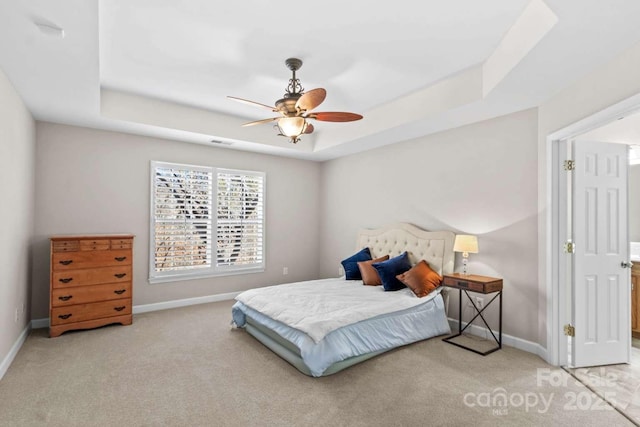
[0,300,633,426]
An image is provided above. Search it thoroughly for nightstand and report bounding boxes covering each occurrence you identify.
[442,273,503,355]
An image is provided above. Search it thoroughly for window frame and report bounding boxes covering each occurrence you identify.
[148,161,266,284]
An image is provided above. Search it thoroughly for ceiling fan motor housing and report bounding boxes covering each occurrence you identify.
[276,95,301,116]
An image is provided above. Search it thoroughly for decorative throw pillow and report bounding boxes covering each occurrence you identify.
[341,247,372,280]
[358,255,390,286]
[396,260,442,297]
[372,251,412,291]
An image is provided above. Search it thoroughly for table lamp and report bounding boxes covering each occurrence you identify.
[454,235,478,275]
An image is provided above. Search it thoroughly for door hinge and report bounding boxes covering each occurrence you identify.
[564,324,575,337]
[564,160,575,171]
[563,241,575,254]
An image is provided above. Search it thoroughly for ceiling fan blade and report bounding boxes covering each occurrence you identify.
[304,123,314,134]
[228,96,277,112]
[242,117,280,127]
[308,112,363,122]
[295,88,326,112]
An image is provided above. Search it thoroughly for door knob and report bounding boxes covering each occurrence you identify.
[622,261,634,268]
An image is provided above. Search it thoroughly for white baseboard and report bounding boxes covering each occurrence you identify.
[447,318,547,360]
[0,324,30,381]
[132,291,241,314]
[31,318,49,329]
[536,343,549,362]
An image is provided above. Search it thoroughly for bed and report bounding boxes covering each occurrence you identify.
[231,223,455,377]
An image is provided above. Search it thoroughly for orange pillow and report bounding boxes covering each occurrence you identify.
[396,260,442,297]
[358,255,390,286]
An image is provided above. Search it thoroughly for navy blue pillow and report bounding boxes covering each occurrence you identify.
[372,251,412,291]
[341,247,372,280]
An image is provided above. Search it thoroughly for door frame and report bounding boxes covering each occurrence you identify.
[546,93,640,366]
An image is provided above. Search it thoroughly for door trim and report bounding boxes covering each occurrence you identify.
[546,92,640,366]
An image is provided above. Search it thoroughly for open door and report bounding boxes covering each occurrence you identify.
[571,140,630,367]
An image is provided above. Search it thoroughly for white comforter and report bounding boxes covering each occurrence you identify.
[235,277,439,343]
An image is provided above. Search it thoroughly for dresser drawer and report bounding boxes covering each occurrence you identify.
[52,282,132,307]
[80,239,111,251]
[52,266,132,288]
[443,276,483,292]
[111,239,132,250]
[52,249,132,271]
[443,274,503,293]
[52,240,80,252]
[51,298,131,325]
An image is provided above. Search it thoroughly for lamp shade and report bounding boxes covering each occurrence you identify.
[453,235,479,254]
[277,117,307,137]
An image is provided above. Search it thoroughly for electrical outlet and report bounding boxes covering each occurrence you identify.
[475,297,484,309]
[338,266,344,276]
[14,308,19,323]
[283,267,288,275]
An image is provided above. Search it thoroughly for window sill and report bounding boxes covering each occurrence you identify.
[149,267,265,284]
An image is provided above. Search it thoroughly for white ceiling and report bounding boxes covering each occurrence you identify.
[2,0,640,161]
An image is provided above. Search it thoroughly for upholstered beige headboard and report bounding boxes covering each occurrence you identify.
[356,223,455,276]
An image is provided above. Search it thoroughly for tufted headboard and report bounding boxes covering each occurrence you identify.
[356,223,455,276]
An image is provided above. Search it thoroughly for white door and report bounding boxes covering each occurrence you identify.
[572,140,630,367]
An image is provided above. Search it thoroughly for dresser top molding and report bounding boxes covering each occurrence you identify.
[50,234,134,241]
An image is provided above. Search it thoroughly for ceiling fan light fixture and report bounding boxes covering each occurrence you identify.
[277,116,307,143]
[228,57,362,144]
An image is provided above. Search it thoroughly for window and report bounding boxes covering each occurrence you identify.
[150,161,265,283]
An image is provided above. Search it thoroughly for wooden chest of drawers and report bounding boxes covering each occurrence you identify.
[49,234,134,337]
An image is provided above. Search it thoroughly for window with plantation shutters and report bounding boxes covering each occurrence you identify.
[149,161,265,283]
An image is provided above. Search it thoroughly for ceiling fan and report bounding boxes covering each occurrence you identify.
[228,58,363,144]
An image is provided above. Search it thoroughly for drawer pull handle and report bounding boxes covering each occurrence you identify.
[114,257,127,262]
[58,314,72,320]
[114,273,127,279]
[59,278,73,284]
[58,295,73,301]
[114,306,126,312]
[114,289,126,295]
[458,281,469,288]
[59,260,73,266]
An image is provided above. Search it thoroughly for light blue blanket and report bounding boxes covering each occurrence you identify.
[232,289,450,377]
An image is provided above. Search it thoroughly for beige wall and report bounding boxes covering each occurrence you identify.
[32,123,321,319]
[319,108,539,342]
[0,69,35,366]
